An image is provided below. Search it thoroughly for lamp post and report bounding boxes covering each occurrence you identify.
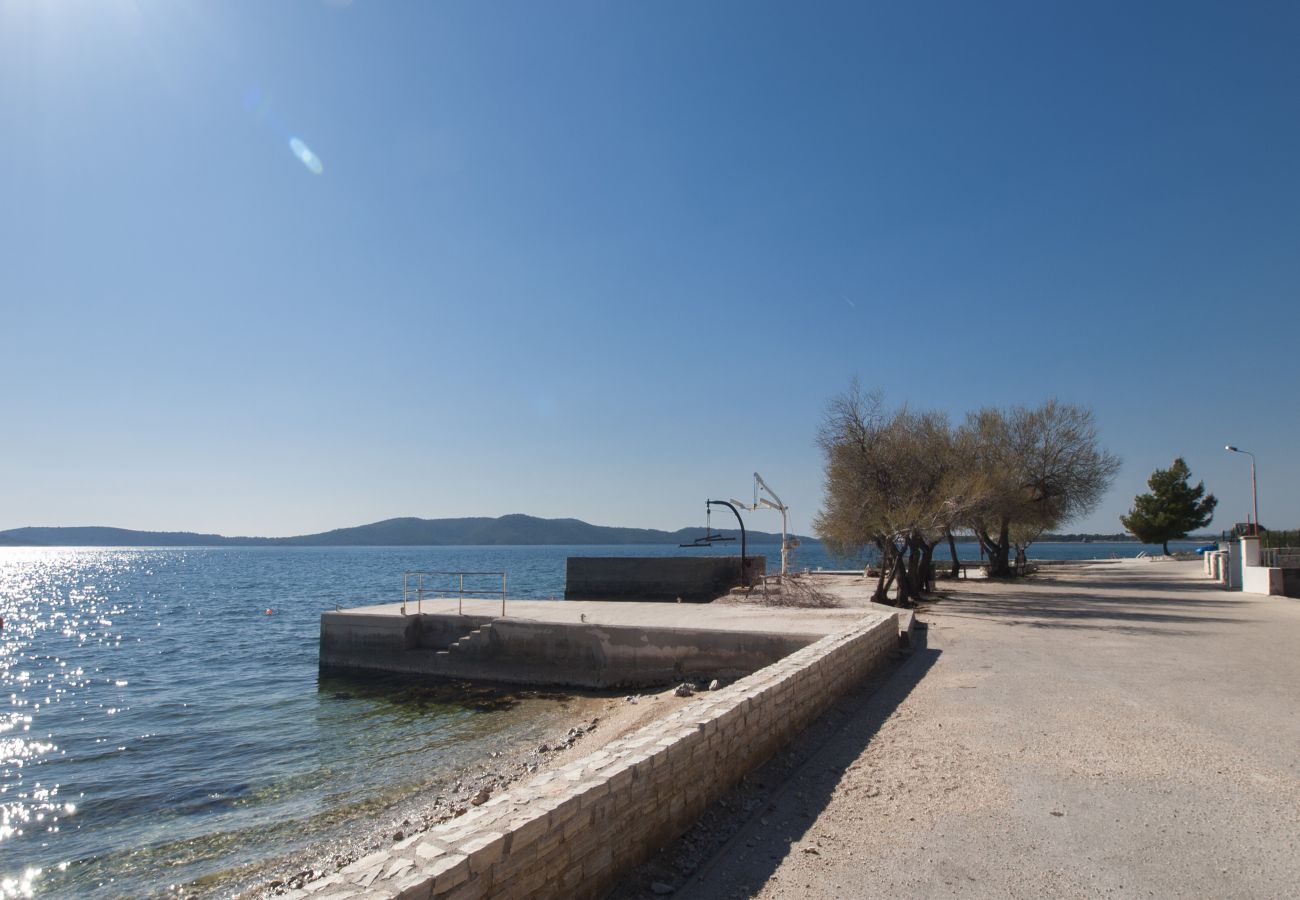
[1225,446,1259,535]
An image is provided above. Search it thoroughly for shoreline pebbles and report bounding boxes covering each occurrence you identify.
[238,712,605,898]
[224,682,694,899]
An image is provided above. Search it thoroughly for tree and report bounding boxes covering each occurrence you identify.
[814,384,962,606]
[959,400,1120,576]
[817,386,1120,586]
[1120,458,1217,555]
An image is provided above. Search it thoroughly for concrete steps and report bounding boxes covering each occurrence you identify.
[435,623,494,657]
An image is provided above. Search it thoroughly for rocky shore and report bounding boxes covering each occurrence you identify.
[209,684,695,899]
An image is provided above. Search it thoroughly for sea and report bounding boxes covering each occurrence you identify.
[0,539,1199,897]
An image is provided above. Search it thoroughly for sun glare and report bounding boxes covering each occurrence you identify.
[288,137,324,175]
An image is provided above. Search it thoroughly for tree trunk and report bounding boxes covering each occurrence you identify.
[873,542,895,603]
[887,545,912,606]
[1162,539,1170,556]
[895,550,915,606]
[946,529,960,578]
[893,536,938,604]
[919,541,936,592]
[981,520,1013,577]
[905,540,921,597]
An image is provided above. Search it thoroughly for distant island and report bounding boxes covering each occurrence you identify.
[0,514,806,548]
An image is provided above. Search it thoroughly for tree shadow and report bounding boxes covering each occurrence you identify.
[1030,573,1223,595]
[919,571,1246,635]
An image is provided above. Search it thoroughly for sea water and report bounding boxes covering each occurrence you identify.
[0,540,1192,896]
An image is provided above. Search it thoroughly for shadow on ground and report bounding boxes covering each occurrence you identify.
[606,632,940,900]
[1031,571,1222,594]
[923,569,1244,635]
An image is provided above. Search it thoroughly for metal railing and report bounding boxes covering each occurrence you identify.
[402,571,507,616]
[1260,548,1300,568]
[1262,529,1300,549]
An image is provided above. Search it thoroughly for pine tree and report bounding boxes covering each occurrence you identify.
[1120,458,1218,554]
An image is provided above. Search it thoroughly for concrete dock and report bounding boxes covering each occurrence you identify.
[320,598,883,688]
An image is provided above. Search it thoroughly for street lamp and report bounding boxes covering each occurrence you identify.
[1225,446,1259,535]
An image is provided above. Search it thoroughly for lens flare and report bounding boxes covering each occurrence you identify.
[289,138,324,175]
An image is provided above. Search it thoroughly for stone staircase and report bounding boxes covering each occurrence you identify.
[435,623,494,659]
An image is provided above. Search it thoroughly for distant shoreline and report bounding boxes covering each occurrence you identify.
[0,532,1213,550]
[0,514,802,549]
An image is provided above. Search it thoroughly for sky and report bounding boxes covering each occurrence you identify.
[2,0,1297,539]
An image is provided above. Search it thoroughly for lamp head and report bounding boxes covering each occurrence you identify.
[1226,445,1238,452]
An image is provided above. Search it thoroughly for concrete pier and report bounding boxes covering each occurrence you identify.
[319,598,878,688]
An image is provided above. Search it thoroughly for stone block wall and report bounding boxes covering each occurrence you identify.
[294,611,899,900]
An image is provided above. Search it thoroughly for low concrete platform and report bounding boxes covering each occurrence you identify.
[320,598,885,688]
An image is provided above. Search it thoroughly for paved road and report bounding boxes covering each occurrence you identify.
[677,560,1298,899]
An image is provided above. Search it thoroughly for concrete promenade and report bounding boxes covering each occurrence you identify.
[670,560,1299,899]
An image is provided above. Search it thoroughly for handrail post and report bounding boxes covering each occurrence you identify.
[397,571,508,617]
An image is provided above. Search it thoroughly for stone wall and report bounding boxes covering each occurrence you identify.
[294,611,899,900]
[1284,569,1300,598]
[320,611,824,688]
[439,617,818,688]
[564,556,767,602]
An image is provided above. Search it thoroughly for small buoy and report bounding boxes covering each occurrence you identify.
[264,609,273,615]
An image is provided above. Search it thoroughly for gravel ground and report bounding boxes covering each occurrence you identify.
[613,560,1299,899]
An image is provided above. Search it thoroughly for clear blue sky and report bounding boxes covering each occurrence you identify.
[2,0,1297,538]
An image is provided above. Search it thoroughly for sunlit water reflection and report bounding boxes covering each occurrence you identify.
[0,546,673,897]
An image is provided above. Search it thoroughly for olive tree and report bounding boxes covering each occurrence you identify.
[815,385,966,605]
[960,400,1120,576]
[817,385,1119,587]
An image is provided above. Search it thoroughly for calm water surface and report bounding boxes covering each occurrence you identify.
[0,540,1188,896]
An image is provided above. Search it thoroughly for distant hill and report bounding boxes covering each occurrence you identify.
[0,526,265,547]
[0,514,806,548]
